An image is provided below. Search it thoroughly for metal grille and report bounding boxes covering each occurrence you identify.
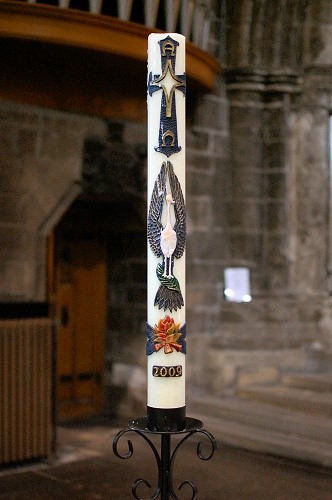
[0,318,55,465]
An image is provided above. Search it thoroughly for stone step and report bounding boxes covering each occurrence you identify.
[238,384,332,417]
[187,395,332,443]
[190,411,332,468]
[281,372,332,393]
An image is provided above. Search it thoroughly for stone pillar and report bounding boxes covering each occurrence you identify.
[225,70,301,295]
[226,74,264,293]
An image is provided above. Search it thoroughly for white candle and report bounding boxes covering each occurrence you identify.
[147,33,186,431]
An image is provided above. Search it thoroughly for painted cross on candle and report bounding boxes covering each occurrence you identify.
[148,35,186,157]
[147,33,186,432]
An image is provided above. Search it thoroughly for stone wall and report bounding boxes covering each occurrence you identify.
[202,0,332,395]
[185,79,231,392]
[102,122,148,418]
[0,101,107,301]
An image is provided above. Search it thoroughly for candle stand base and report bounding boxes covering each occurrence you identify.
[113,416,216,499]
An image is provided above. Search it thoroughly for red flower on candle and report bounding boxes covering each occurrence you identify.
[153,315,183,354]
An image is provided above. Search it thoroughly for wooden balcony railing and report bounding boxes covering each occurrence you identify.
[0,0,221,119]
[22,0,215,53]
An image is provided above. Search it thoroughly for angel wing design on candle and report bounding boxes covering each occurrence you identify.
[148,161,186,311]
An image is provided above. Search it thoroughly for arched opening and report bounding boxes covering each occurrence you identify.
[45,118,147,421]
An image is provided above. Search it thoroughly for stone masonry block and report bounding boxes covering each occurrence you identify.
[265,142,285,165]
[0,193,22,224]
[232,138,263,169]
[0,227,35,261]
[297,165,328,216]
[0,155,25,194]
[186,285,219,309]
[188,259,226,285]
[187,232,217,260]
[187,128,210,151]
[230,106,263,131]
[189,150,220,169]
[236,366,279,388]
[206,230,230,260]
[0,261,37,300]
[228,200,262,228]
[212,132,230,159]
[195,94,229,131]
[220,300,267,324]
[186,170,214,196]
[187,195,213,231]
[265,201,287,232]
[262,265,289,293]
[17,128,38,156]
[232,169,263,198]
[264,172,286,199]
[229,231,263,262]
[262,298,298,323]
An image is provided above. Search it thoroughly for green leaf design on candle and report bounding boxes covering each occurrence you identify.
[154,262,184,311]
[156,263,181,292]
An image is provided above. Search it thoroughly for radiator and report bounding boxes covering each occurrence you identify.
[0,318,55,465]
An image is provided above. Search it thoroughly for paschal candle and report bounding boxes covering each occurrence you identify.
[146,33,186,432]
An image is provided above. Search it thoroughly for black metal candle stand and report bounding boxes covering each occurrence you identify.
[113,417,216,499]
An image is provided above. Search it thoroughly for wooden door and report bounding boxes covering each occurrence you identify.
[55,240,106,421]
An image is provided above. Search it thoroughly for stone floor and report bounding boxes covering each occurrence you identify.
[189,370,332,467]
[0,418,331,499]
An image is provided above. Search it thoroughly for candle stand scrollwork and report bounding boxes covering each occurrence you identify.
[113,417,216,500]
